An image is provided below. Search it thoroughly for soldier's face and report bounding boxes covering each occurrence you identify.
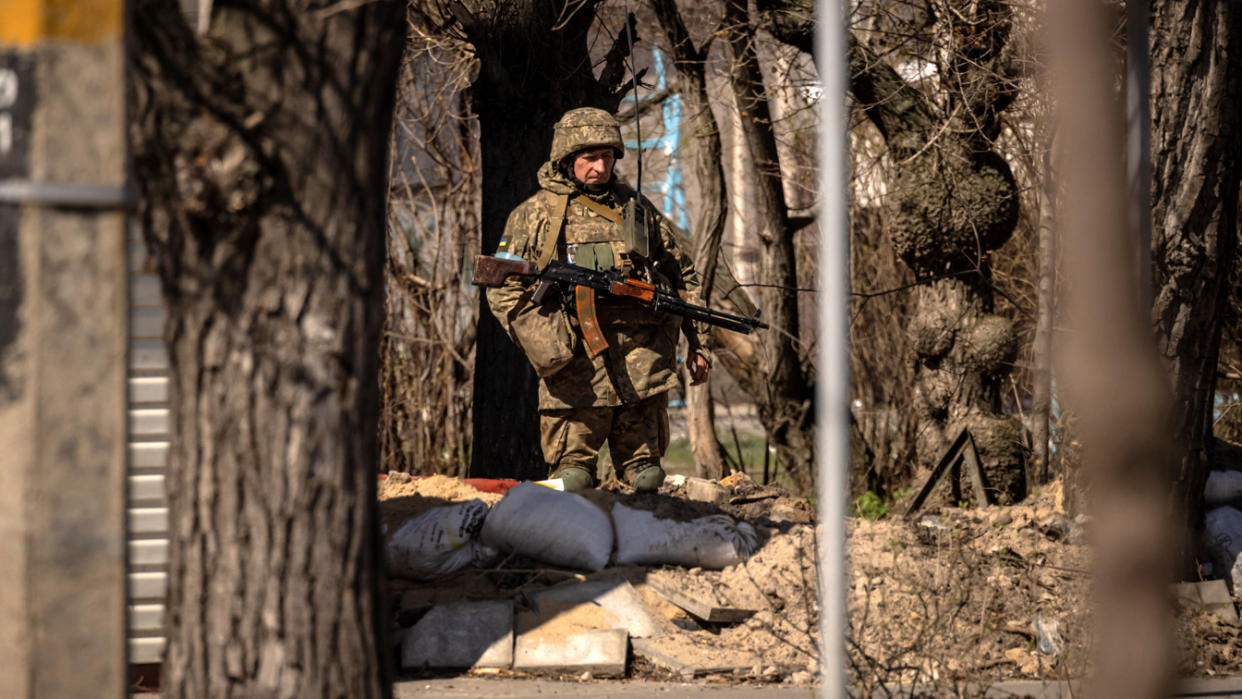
[572,148,616,186]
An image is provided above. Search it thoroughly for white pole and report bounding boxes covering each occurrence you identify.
[816,0,848,696]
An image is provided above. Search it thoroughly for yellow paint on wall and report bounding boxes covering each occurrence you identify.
[0,0,122,47]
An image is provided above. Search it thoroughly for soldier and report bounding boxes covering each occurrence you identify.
[486,107,712,492]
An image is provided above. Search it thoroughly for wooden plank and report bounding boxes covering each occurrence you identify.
[128,539,168,567]
[128,604,164,632]
[129,572,167,600]
[128,474,165,504]
[905,429,988,515]
[646,579,757,624]
[128,408,168,438]
[128,339,168,371]
[128,442,168,470]
[128,376,168,405]
[128,508,168,536]
[128,636,166,665]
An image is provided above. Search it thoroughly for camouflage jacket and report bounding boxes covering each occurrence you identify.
[486,162,713,409]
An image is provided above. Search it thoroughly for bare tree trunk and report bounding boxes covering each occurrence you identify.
[1050,0,1173,694]
[847,8,1027,503]
[1031,157,1056,488]
[651,0,729,479]
[382,41,480,476]
[1150,0,1242,571]
[723,0,816,493]
[127,0,403,694]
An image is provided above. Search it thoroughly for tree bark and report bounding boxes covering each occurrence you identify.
[723,0,816,493]
[1150,0,1242,570]
[756,0,814,58]
[127,0,403,695]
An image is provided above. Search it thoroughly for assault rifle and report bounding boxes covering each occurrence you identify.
[474,255,767,356]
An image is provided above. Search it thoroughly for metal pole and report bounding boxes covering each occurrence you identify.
[0,3,128,697]
[816,0,848,695]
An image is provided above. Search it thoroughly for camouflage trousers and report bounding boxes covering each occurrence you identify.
[540,392,670,479]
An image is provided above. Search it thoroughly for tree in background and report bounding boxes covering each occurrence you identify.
[647,0,819,488]
[1149,0,1242,570]
[381,21,481,476]
[846,0,1030,503]
[711,0,818,493]
[127,0,404,693]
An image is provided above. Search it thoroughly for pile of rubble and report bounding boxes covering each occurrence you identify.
[379,472,820,684]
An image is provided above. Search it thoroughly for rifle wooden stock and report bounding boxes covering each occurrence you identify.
[473,254,537,287]
[608,278,656,303]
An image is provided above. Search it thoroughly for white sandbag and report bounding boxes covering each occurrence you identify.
[1205,471,1242,506]
[1203,506,1242,591]
[612,503,759,569]
[386,499,490,579]
[480,482,613,571]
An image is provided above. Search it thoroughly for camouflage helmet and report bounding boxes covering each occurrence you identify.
[549,107,625,163]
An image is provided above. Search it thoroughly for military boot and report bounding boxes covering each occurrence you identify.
[626,462,666,492]
[550,465,595,492]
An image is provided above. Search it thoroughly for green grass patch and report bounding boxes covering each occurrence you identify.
[663,431,789,486]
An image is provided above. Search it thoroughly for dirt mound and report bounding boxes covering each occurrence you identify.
[847,483,1093,689]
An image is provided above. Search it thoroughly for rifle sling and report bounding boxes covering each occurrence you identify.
[575,285,610,357]
[572,194,624,225]
[537,192,570,269]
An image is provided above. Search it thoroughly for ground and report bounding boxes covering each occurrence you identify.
[380,462,1242,692]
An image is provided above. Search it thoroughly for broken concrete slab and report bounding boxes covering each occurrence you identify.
[401,599,513,669]
[647,578,758,624]
[527,574,661,638]
[632,638,760,678]
[513,628,628,676]
[1173,580,1239,622]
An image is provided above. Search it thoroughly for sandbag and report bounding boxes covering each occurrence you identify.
[1204,506,1242,591]
[480,482,613,571]
[612,503,759,569]
[1205,470,1242,506]
[386,499,490,580]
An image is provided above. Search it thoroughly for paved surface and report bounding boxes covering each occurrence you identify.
[136,675,1242,697]
[393,678,815,698]
[390,675,1242,698]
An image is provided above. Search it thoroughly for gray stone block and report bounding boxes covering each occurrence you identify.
[513,628,628,676]
[401,599,513,669]
[1173,580,1239,621]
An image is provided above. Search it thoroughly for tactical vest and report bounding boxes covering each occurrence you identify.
[534,190,656,279]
